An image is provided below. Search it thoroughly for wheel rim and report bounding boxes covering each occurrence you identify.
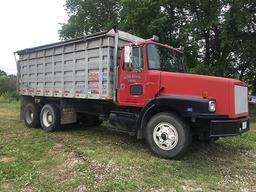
[25,109,33,124]
[42,109,53,128]
[153,122,178,150]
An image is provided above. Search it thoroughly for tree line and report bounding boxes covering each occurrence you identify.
[59,0,256,92]
[0,69,17,99]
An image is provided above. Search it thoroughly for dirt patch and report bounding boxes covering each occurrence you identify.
[217,150,256,191]
[0,111,18,118]
[21,186,33,192]
[31,160,44,164]
[243,149,256,159]
[1,183,15,191]
[51,143,65,153]
[78,155,121,184]
[64,152,84,169]
[180,180,204,192]
[76,185,87,192]
[0,157,16,163]
[49,137,120,185]
[149,187,177,192]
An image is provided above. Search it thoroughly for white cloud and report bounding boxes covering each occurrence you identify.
[0,0,68,75]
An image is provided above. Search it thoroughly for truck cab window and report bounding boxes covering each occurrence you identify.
[147,44,160,69]
[123,47,143,71]
[147,43,186,72]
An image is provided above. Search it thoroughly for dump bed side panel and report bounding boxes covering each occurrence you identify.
[17,33,133,100]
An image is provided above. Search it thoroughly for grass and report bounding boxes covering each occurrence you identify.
[0,98,255,192]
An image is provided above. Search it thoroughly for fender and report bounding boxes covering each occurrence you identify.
[136,95,212,138]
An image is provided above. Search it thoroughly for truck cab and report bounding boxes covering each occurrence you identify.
[114,38,249,159]
[117,39,186,107]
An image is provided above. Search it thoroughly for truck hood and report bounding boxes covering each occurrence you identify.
[160,72,248,118]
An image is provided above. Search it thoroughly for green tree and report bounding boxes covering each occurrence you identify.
[0,75,8,94]
[120,0,164,39]
[0,69,7,76]
[0,69,17,95]
[59,0,120,39]
[225,0,256,87]
[59,0,256,89]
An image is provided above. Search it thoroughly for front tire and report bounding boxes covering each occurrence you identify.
[24,103,41,128]
[40,104,60,132]
[146,112,191,159]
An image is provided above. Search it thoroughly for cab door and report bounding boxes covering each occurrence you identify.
[117,46,146,107]
[144,43,161,100]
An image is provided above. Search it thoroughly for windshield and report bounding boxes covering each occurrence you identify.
[147,43,187,72]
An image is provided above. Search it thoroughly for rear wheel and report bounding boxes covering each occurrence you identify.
[146,112,191,159]
[24,103,41,128]
[40,104,60,132]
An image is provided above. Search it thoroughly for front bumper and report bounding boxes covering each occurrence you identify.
[192,113,250,137]
[210,117,249,137]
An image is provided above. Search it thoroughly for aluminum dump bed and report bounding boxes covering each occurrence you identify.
[16,30,143,100]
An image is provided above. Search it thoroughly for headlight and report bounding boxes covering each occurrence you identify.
[209,100,216,112]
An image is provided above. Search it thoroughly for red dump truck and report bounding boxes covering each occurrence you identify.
[15,29,249,159]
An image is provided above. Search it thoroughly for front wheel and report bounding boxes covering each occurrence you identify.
[146,112,191,159]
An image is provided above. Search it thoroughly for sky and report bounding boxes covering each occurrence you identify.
[0,0,68,75]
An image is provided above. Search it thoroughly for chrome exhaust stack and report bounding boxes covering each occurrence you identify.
[113,27,119,103]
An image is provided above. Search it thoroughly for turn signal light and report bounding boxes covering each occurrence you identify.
[202,91,208,98]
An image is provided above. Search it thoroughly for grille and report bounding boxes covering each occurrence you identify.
[234,85,248,114]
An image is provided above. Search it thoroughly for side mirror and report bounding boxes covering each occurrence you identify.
[124,45,132,64]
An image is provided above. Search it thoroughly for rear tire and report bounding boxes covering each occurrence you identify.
[24,103,41,128]
[146,112,191,159]
[40,104,60,132]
